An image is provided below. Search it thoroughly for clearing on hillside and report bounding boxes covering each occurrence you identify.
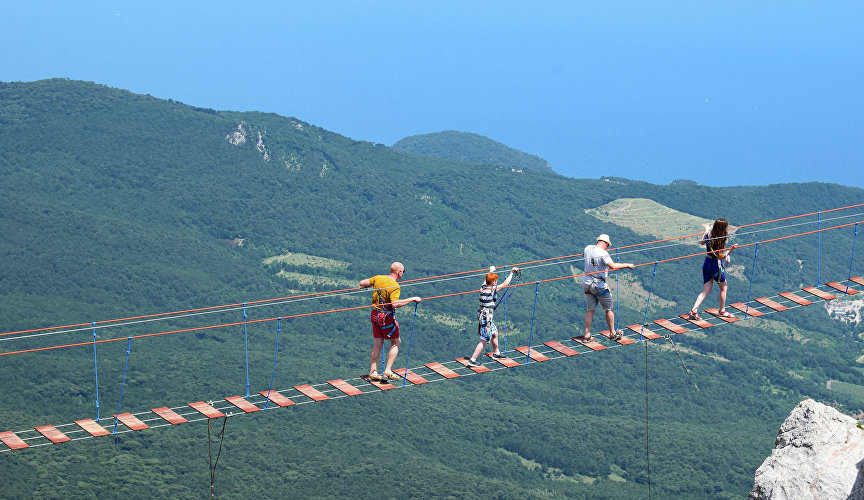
[262,252,350,270]
[586,198,715,243]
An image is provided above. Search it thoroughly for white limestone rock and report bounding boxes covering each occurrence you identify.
[750,399,864,500]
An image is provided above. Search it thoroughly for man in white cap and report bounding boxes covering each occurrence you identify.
[582,234,635,341]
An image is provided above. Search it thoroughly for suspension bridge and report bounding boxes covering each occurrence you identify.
[1,203,862,453]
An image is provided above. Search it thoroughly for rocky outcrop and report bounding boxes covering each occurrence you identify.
[750,399,864,500]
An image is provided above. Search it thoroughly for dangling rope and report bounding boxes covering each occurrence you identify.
[264,317,281,410]
[243,303,250,398]
[640,261,658,499]
[112,337,132,434]
[525,282,539,363]
[92,322,101,421]
[744,243,760,319]
[846,223,858,295]
[662,332,754,480]
[208,416,229,499]
[401,302,419,388]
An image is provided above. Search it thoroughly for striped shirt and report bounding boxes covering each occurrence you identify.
[479,283,497,320]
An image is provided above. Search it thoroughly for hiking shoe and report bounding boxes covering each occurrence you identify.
[492,352,507,359]
[467,358,481,367]
[686,310,701,321]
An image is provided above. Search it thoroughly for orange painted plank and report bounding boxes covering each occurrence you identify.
[35,425,71,444]
[456,357,492,373]
[755,297,789,311]
[825,281,859,295]
[294,385,331,401]
[75,419,110,437]
[779,291,813,306]
[0,431,29,450]
[571,335,607,351]
[394,368,428,385]
[328,379,364,396]
[704,308,740,323]
[114,413,150,431]
[730,302,764,317]
[679,313,713,328]
[626,324,661,340]
[802,287,836,300]
[225,396,261,413]
[425,362,460,379]
[514,345,549,361]
[485,352,521,367]
[599,329,635,345]
[189,401,225,419]
[152,407,188,424]
[850,276,864,286]
[360,375,396,390]
[544,340,579,356]
[258,390,296,407]
[652,319,688,334]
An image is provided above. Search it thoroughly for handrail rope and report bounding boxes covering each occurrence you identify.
[243,304,250,398]
[112,337,132,435]
[818,212,822,288]
[92,323,100,422]
[4,203,862,339]
[615,248,621,331]
[525,282,540,363]
[264,317,281,410]
[744,243,760,319]
[847,224,859,295]
[2,219,863,357]
[640,263,658,341]
[401,303,419,388]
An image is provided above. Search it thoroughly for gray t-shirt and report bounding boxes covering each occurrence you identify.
[583,244,613,285]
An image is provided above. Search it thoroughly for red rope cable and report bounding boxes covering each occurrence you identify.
[2,217,861,358]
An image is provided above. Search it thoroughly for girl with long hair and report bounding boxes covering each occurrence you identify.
[688,218,738,320]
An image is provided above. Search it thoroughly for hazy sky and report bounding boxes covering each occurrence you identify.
[3,1,862,188]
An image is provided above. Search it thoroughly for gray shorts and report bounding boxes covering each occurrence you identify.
[584,282,613,311]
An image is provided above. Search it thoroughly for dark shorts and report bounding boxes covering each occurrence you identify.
[371,309,400,339]
[702,257,726,284]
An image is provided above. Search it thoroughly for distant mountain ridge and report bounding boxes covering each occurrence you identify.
[392,130,552,172]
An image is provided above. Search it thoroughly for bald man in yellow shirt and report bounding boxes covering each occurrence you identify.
[360,262,422,381]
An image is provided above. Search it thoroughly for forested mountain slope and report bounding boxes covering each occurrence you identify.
[392,130,552,172]
[0,79,862,499]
